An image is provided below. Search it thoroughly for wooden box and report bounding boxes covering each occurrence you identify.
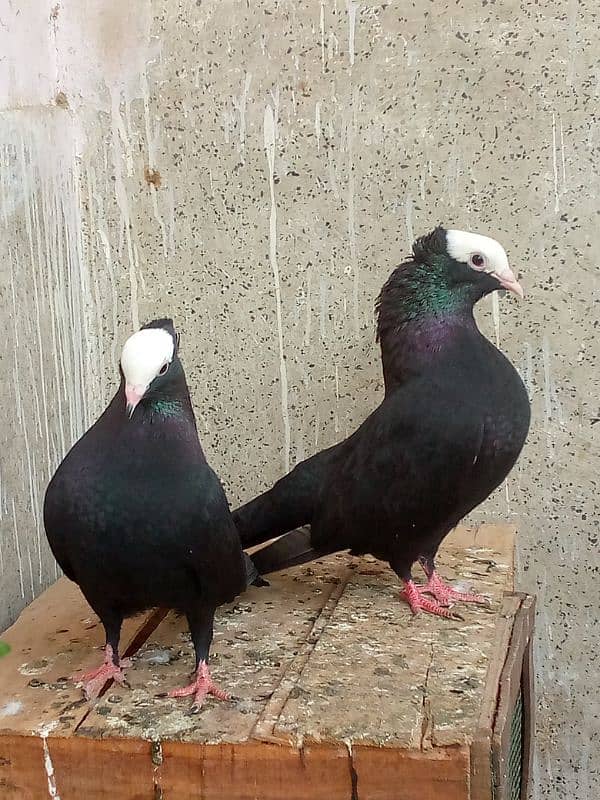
[0,524,534,800]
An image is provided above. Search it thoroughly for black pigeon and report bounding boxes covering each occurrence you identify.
[44,319,258,707]
[234,228,530,618]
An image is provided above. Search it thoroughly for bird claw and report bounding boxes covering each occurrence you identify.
[419,572,489,607]
[400,581,462,619]
[73,645,129,700]
[168,661,230,710]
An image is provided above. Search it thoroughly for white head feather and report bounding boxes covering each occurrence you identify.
[120,328,175,415]
[445,229,523,297]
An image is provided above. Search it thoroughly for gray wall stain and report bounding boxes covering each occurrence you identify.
[0,2,598,798]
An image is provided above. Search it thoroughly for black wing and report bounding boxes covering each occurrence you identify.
[310,377,486,558]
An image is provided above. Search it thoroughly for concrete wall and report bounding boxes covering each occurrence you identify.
[0,2,598,797]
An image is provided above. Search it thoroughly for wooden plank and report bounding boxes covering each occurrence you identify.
[274,524,515,748]
[79,558,346,743]
[0,734,49,800]
[158,742,351,800]
[465,523,518,800]
[520,596,536,800]
[0,525,515,748]
[252,561,352,743]
[0,523,523,800]
[473,522,517,557]
[492,594,536,800]
[462,523,516,601]
[492,599,527,799]
[352,745,471,800]
[0,577,159,738]
[47,736,154,800]
[274,559,431,748]
[470,594,521,800]
[421,526,516,749]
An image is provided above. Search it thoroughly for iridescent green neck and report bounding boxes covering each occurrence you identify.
[402,258,473,317]
[150,398,185,418]
[377,257,476,339]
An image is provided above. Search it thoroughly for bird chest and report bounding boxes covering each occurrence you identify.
[0,524,534,800]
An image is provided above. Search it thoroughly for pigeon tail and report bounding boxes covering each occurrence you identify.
[233,454,327,548]
[243,552,269,587]
[249,527,326,575]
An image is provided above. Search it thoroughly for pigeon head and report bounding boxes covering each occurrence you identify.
[376,227,523,342]
[412,226,523,300]
[120,318,182,418]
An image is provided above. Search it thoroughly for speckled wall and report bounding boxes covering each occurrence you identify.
[0,1,598,797]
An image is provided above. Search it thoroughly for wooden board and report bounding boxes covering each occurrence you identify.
[492,594,536,800]
[0,577,164,739]
[0,524,527,800]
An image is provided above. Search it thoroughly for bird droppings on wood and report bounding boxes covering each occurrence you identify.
[18,658,53,676]
[0,525,532,799]
[138,649,173,665]
[0,524,513,749]
[0,701,23,717]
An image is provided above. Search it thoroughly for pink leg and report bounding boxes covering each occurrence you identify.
[168,661,229,710]
[73,644,131,701]
[400,579,462,620]
[419,569,489,606]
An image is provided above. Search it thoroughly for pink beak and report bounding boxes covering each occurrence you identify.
[125,384,146,418]
[492,269,524,299]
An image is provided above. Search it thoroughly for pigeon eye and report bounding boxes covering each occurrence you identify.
[470,253,485,269]
[158,362,169,376]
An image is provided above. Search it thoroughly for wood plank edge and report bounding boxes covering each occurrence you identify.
[519,597,536,800]
[0,732,48,798]
[491,593,535,800]
[352,742,471,800]
[154,740,470,798]
[469,593,521,800]
[251,566,353,742]
[156,739,353,799]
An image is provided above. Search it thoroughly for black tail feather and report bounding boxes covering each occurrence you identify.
[233,452,332,548]
[233,483,314,548]
[249,527,327,575]
[243,552,269,588]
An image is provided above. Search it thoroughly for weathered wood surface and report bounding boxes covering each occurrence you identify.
[0,524,520,800]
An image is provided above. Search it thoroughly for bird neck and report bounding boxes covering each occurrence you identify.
[146,397,189,418]
[377,259,479,328]
[140,388,197,428]
[376,260,481,391]
[379,314,480,392]
[108,376,197,428]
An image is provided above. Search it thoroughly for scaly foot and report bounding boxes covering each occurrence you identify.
[419,570,489,607]
[74,645,130,701]
[168,661,229,711]
[400,579,463,620]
